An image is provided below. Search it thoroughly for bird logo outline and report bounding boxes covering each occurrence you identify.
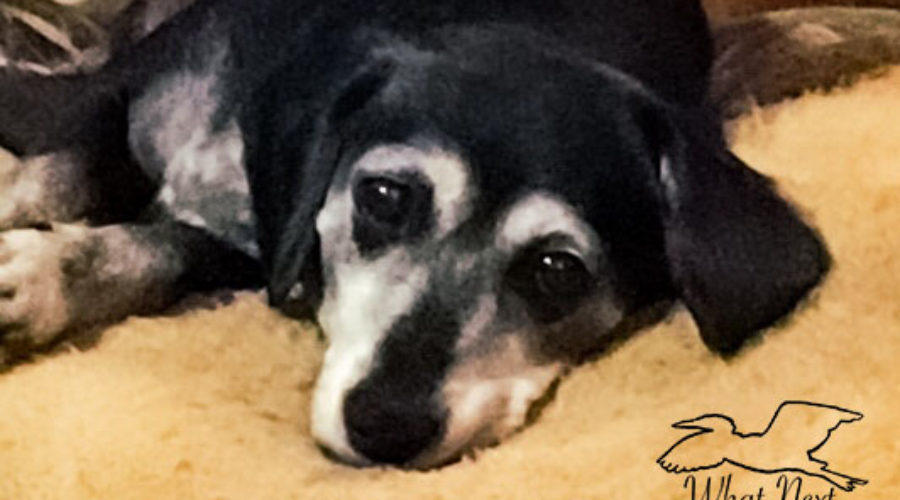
[657,400,868,492]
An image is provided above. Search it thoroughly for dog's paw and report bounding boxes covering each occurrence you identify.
[0,224,88,359]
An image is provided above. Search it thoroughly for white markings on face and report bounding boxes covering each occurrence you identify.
[497,192,601,271]
[411,192,616,466]
[311,145,451,461]
[354,143,471,236]
[498,193,595,252]
[309,153,613,466]
[311,249,428,462]
[422,335,563,467]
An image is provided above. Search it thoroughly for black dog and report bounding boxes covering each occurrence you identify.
[0,0,828,468]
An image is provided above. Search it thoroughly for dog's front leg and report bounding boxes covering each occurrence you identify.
[0,151,95,230]
[0,221,262,363]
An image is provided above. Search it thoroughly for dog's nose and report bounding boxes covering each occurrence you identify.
[343,384,443,465]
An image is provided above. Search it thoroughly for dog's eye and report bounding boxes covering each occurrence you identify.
[354,177,412,225]
[535,252,592,297]
[351,174,433,255]
[507,250,594,322]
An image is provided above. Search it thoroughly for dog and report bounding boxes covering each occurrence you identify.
[0,0,829,468]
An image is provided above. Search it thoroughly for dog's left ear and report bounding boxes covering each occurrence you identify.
[247,58,396,311]
[643,102,830,354]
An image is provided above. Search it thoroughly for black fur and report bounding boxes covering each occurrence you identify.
[0,0,829,464]
[344,292,458,464]
[0,0,827,350]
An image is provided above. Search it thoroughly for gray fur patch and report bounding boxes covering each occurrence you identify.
[128,38,257,257]
[157,119,257,257]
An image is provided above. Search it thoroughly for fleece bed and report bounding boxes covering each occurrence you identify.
[0,7,898,500]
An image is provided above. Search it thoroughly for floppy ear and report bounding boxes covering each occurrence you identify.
[242,58,395,312]
[651,106,830,353]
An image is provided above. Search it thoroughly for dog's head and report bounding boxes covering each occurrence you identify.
[242,30,828,468]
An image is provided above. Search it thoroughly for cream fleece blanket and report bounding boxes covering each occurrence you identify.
[0,48,899,500]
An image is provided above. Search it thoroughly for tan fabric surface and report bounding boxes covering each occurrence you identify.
[0,62,898,500]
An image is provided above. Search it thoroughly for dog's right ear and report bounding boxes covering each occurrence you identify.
[240,57,396,312]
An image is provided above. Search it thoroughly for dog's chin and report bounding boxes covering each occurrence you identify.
[316,436,488,470]
[316,416,513,470]
[408,425,505,470]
